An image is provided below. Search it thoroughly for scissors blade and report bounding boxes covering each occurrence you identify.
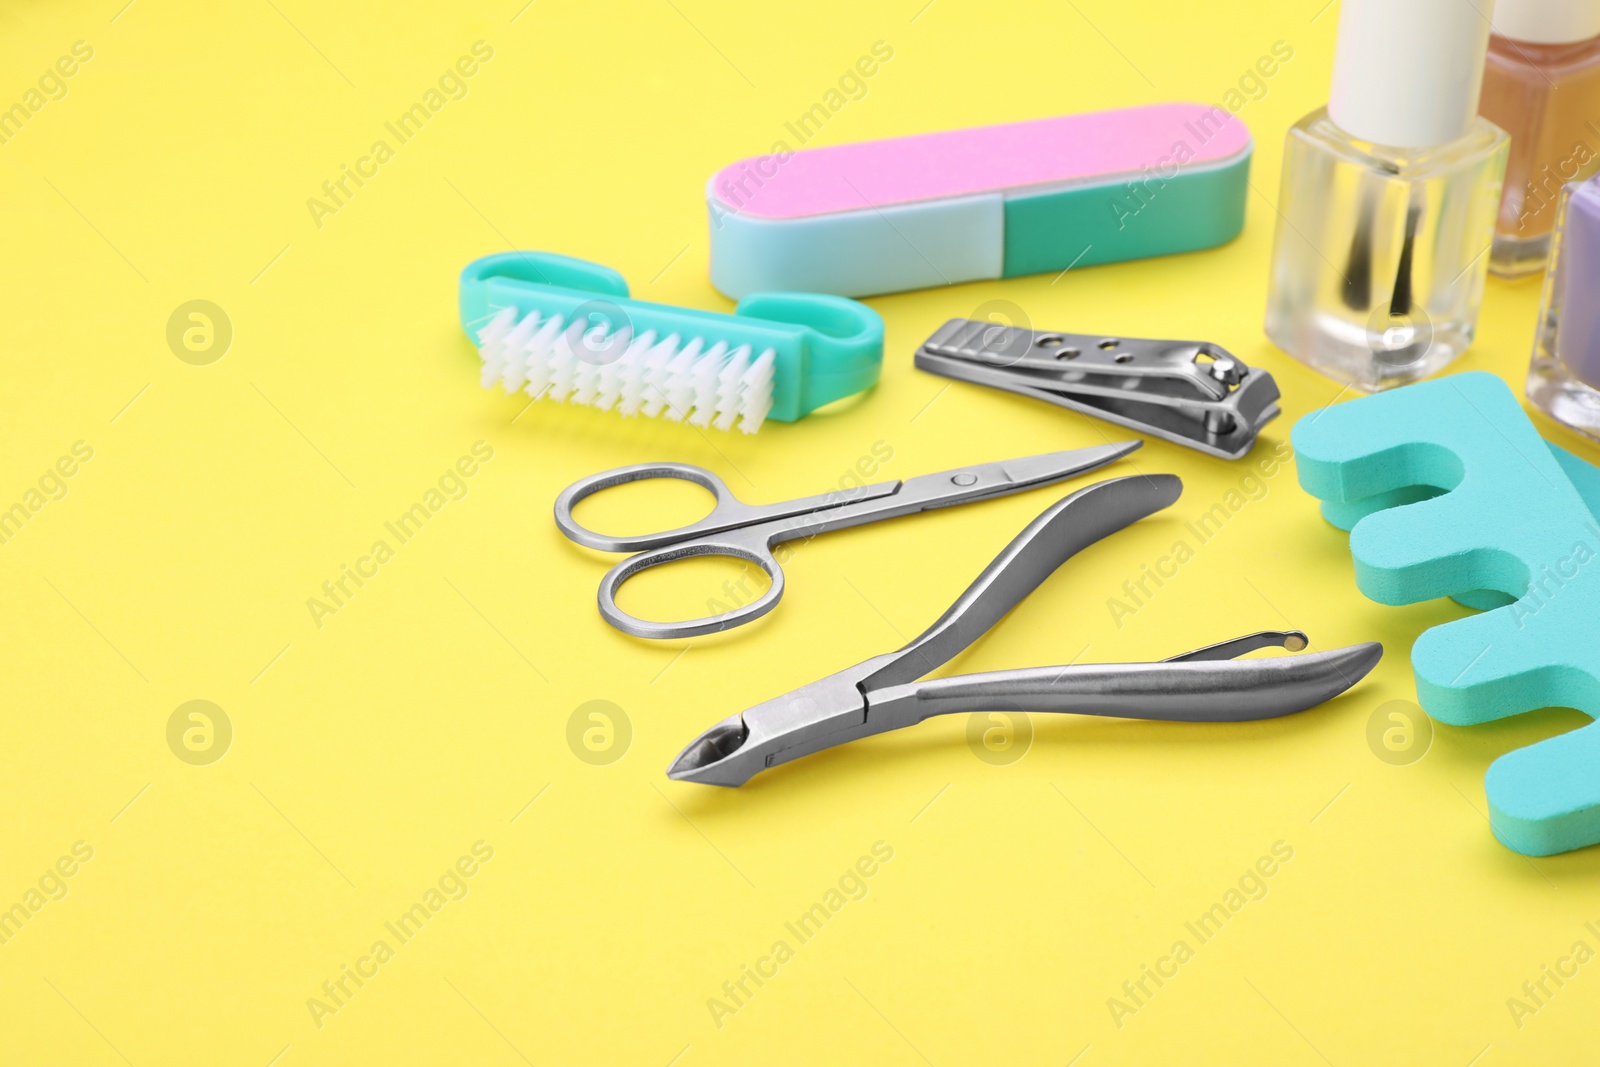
[751,440,1142,547]
[893,440,1142,512]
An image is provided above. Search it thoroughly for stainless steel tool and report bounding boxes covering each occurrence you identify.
[914,319,1281,460]
[668,475,1381,786]
[555,441,1139,640]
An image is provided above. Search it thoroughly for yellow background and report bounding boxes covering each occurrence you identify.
[3,0,1597,1063]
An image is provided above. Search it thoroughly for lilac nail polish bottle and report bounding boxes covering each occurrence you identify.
[1528,175,1600,437]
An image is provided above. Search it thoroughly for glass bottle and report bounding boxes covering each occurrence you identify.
[1479,0,1600,278]
[1266,112,1508,389]
[1264,0,1509,390]
[1528,177,1600,437]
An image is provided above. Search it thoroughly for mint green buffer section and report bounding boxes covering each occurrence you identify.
[1001,153,1252,278]
[1293,372,1600,856]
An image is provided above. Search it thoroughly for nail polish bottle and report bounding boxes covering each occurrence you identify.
[1264,0,1509,390]
[1479,0,1600,278]
[1527,176,1600,437]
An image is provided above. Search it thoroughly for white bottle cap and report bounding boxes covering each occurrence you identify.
[1328,0,1494,148]
[1492,0,1600,44]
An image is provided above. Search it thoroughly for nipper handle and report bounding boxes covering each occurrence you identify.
[869,643,1384,727]
[861,475,1183,691]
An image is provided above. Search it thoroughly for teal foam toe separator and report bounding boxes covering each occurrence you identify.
[459,252,884,421]
[1292,371,1600,855]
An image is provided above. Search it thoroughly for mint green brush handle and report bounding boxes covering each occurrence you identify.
[460,252,883,425]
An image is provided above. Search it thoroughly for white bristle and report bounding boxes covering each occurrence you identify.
[623,333,676,418]
[739,349,778,433]
[598,329,653,413]
[477,307,520,388]
[475,310,777,432]
[477,305,518,347]
[517,314,565,397]
[546,323,583,403]
[635,341,671,418]
[481,308,531,389]
[687,341,729,427]
[570,325,627,406]
[658,339,703,422]
[498,315,535,393]
[712,346,752,431]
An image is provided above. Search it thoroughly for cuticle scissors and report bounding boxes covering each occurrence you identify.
[554,441,1141,639]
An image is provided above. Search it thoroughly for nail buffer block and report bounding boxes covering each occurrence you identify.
[706,102,1253,299]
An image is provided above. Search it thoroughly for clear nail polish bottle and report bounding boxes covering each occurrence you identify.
[1265,0,1510,390]
[1527,176,1600,437]
[1479,0,1600,278]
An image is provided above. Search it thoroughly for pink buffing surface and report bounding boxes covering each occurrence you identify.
[711,103,1251,219]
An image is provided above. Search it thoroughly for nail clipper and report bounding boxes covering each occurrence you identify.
[914,319,1281,460]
